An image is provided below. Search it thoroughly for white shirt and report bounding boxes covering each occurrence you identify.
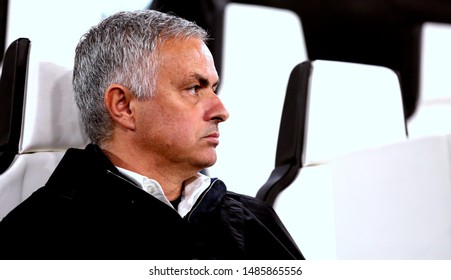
[116,167,211,218]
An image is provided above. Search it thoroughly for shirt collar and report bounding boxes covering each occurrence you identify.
[115,167,211,217]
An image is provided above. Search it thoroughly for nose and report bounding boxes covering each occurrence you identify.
[205,91,229,123]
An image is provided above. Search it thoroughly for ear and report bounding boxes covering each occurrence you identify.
[104,84,136,130]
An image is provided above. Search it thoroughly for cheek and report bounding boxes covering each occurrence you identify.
[139,110,195,144]
[166,117,197,140]
[135,99,202,145]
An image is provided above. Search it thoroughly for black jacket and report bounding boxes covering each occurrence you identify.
[0,144,304,260]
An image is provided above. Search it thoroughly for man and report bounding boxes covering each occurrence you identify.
[0,10,303,260]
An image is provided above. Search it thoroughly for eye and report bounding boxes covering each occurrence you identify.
[186,85,200,95]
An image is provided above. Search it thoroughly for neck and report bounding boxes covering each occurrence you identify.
[100,144,192,201]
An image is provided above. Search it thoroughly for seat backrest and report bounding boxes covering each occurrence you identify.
[0,38,89,220]
[206,3,307,196]
[260,61,438,259]
[303,60,407,165]
[258,59,407,204]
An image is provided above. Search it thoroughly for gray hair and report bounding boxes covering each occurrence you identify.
[73,10,209,145]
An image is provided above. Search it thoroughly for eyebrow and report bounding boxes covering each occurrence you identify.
[190,73,220,88]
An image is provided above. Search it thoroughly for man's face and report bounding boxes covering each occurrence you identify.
[134,37,229,174]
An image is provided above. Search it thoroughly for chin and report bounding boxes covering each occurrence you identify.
[198,156,217,169]
[201,160,216,170]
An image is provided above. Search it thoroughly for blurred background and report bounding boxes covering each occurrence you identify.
[3,0,451,259]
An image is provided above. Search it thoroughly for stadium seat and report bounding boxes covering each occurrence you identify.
[260,60,413,259]
[0,38,88,220]
[258,59,407,204]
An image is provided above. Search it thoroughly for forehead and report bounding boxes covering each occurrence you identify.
[157,37,218,79]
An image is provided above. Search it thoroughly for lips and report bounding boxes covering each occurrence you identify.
[207,131,219,138]
[204,131,220,145]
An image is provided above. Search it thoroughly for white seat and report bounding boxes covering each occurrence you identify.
[258,59,407,203]
[303,60,407,166]
[0,40,88,220]
[276,134,451,259]
[267,60,409,259]
[207,3,307,196]
[407,22,451,138]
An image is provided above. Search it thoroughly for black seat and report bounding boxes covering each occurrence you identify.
[256,62,309,205]
[0,0,9,63]
[0,38,30,174]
